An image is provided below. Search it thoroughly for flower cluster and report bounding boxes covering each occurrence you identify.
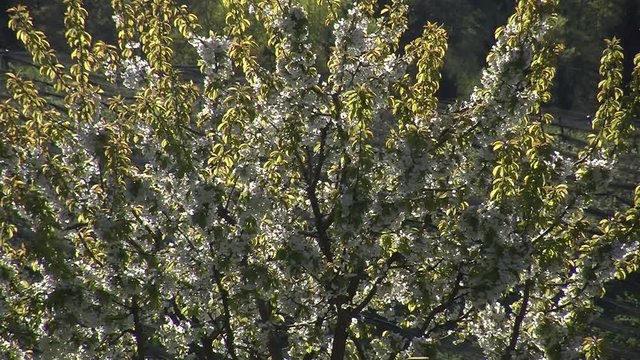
[121,55,150,89]
[190,35,231,80]
[2,0,639,359]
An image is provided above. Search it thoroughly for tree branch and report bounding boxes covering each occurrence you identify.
[256,297,287,360]
[131,296,146,360]
[502,279,533,360]
[212,267,239,360]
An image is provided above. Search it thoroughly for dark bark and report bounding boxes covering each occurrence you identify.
[423,271,465,334]
[329,274,362,360]
[307,181,334,261]
[131,296,146,360]
[330,306,352,360]
[391,270,466,353]
[502,280,533,360]
[304,125,334,262]
[212,267,239,360]
[256,297,287,360]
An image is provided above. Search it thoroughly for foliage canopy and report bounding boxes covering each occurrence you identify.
[1,0,640,359]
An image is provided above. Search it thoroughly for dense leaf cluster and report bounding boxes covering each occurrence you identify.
[1,0,640,359]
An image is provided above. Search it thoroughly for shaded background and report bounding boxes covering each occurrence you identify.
[2,0,639,111]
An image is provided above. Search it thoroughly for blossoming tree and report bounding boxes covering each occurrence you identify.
[1,0,639,358]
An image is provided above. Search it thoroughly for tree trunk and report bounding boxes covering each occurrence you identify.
[330,307,352,360]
